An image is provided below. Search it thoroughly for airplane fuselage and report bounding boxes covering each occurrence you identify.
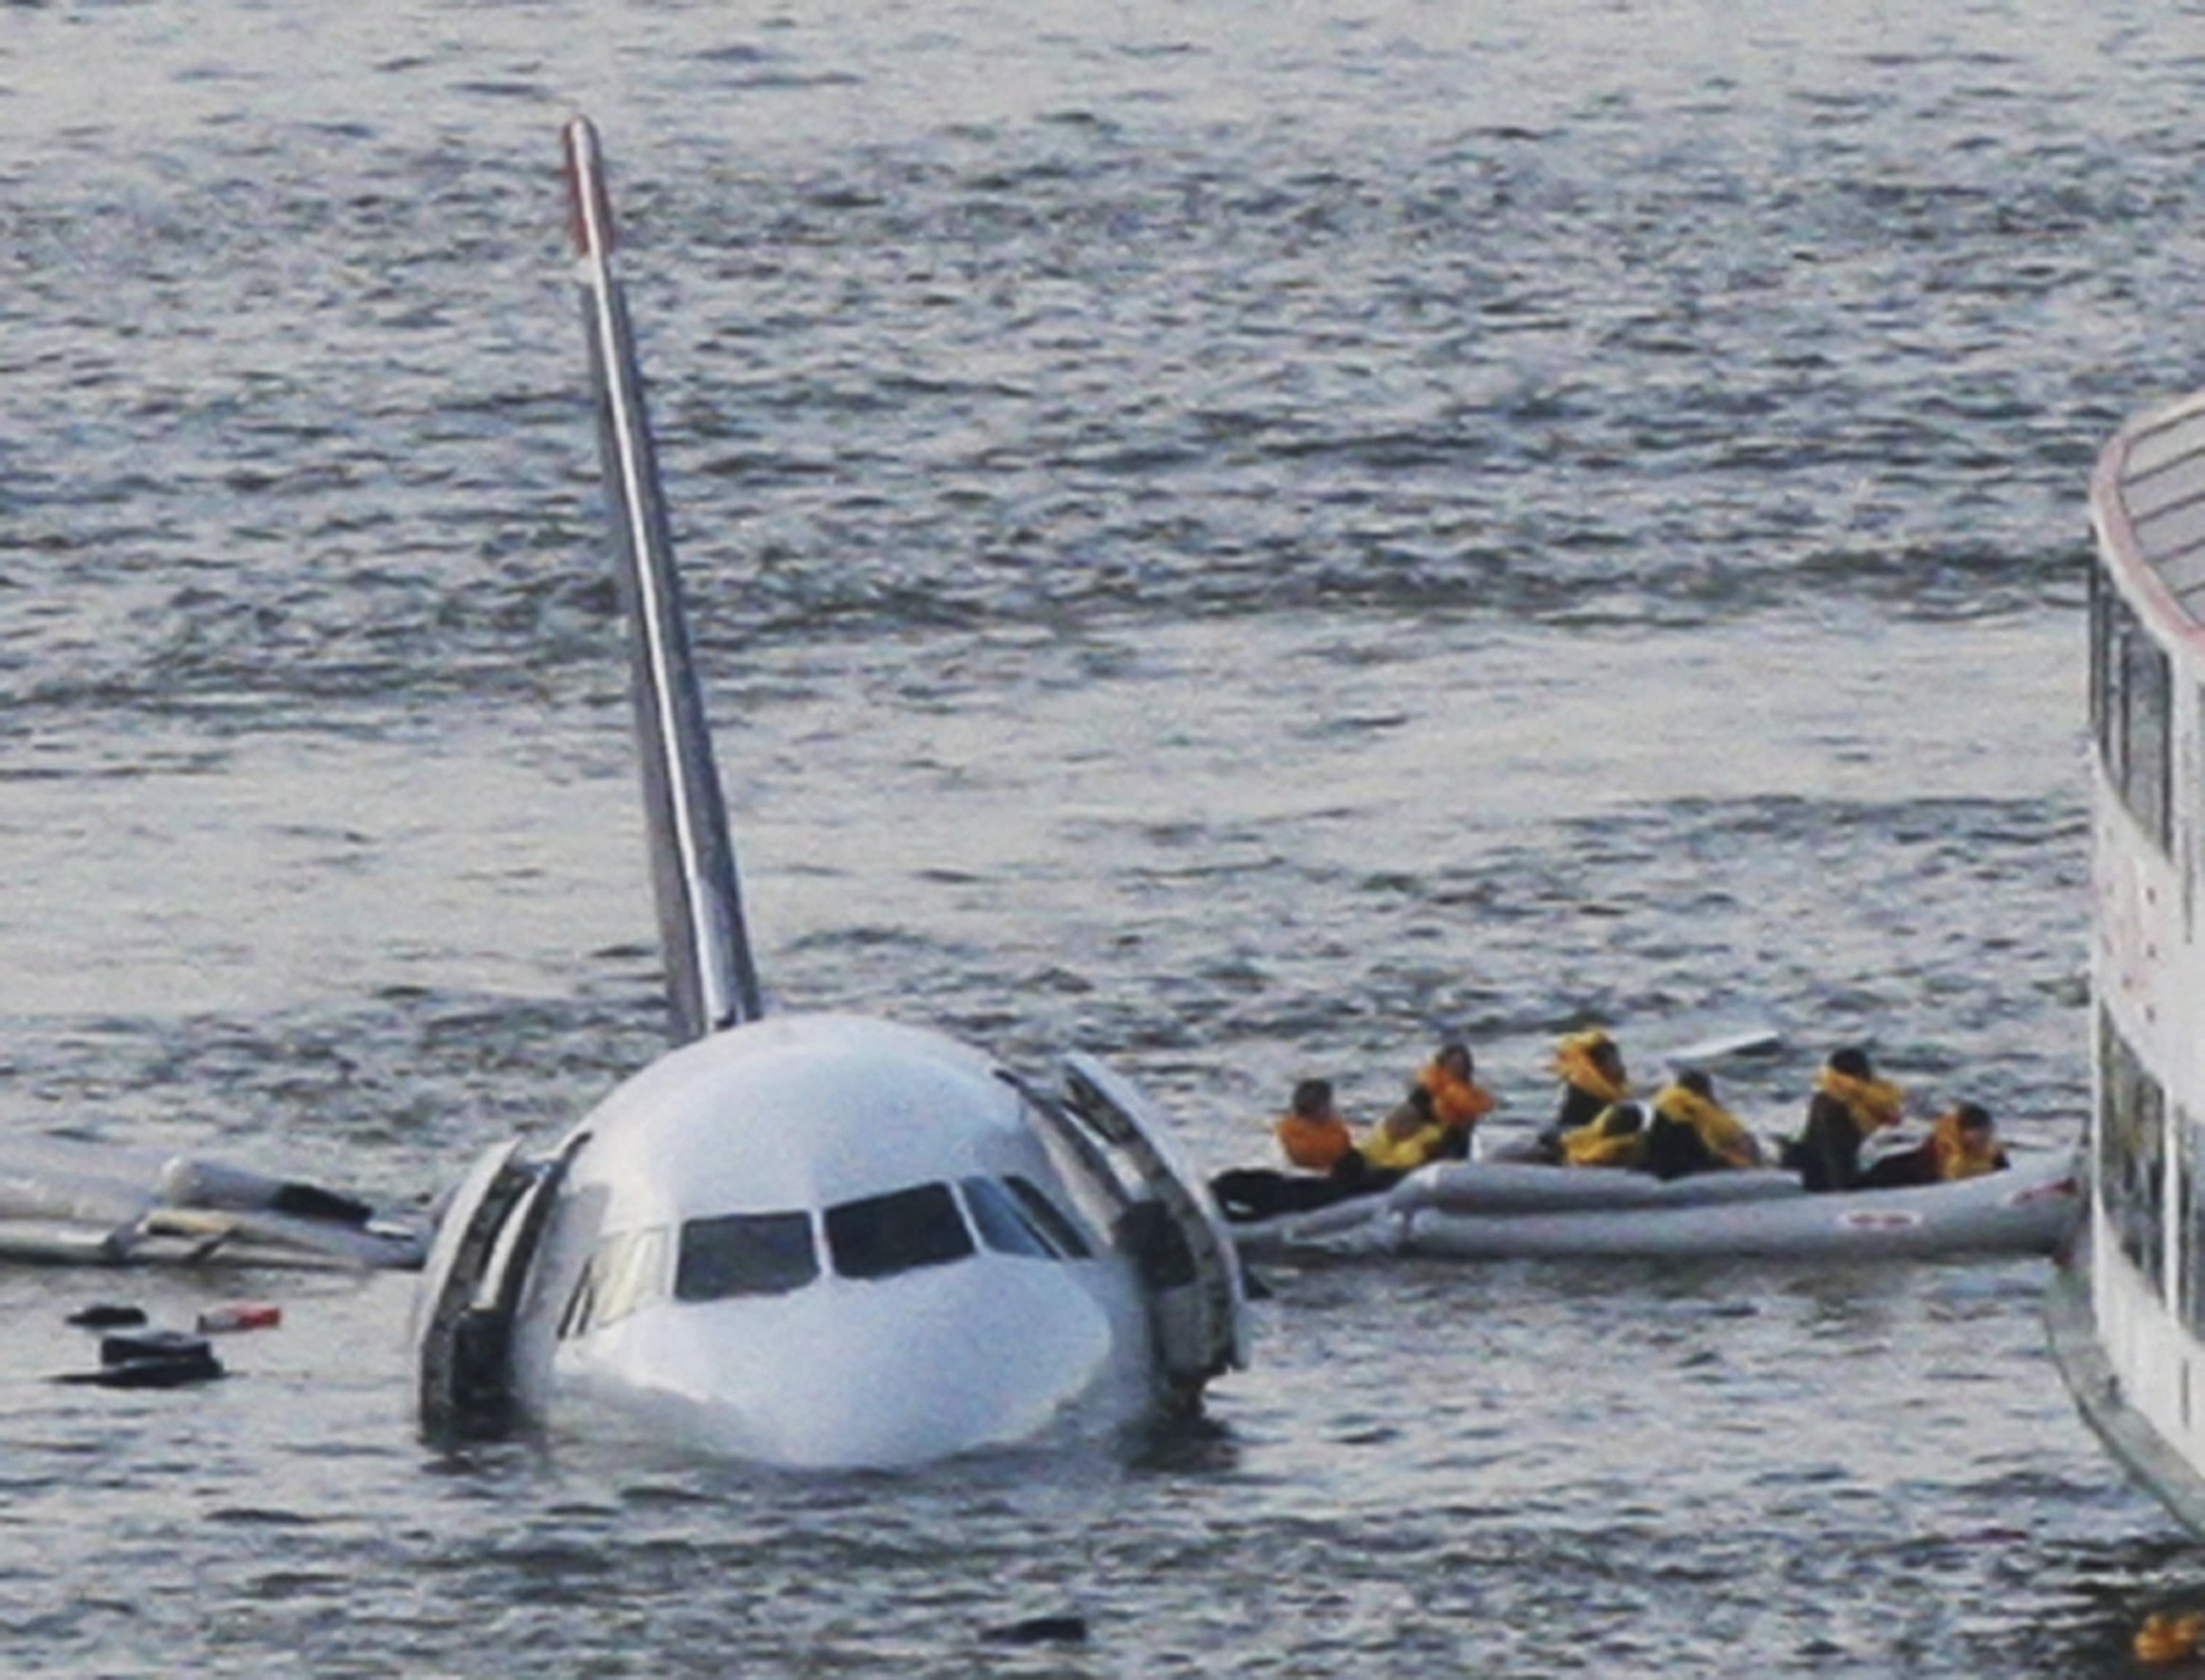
[506,1014,1161,1468]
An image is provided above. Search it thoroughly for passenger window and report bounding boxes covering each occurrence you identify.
[1005,1175,1093,1259]
[960,1177,1055,1259]
[2094,572,2174,853]
[2100,1011,2167,1296]
[825,1183,975,1279]
[2123,620,2172,848]
[675,1211,820,1302]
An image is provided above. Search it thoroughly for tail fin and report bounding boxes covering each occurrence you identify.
[562,116,764,1040]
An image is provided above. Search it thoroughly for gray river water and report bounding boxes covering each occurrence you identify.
[3,0,2204,1673]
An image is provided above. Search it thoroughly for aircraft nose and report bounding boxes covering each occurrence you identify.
[642,1263,1131,1470]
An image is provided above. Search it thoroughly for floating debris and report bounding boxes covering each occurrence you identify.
[65,1303,147,1328]
[980,1614,1089,1646]
[2135,1612,2203,1666]
[196,1302,282,1334]
[53,1328,226,1389]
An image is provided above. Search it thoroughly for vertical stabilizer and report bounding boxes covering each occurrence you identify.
[562,116,764,1040]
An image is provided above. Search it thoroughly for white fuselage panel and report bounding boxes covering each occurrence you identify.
[505,1013,1157,1468]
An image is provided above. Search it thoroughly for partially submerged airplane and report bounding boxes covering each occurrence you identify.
[409,118,1244,1471]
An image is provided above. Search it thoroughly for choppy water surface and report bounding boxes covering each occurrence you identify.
[2,1,2202,1673]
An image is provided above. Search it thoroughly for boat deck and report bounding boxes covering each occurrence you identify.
[2096,391,2205,627]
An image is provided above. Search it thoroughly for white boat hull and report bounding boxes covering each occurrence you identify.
[1230,1149,2081,1263]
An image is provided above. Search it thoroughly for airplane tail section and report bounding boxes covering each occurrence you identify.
[562,115,764,1041]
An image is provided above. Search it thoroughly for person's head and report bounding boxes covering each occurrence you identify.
[1827,1047,1874,1080]
[1676,1068,1713,1099]
[1290,1077,1335,1119]
[1437,1041,1474,1080]
[1954,1102,1995,1138]
[1590,1033,1626,1080]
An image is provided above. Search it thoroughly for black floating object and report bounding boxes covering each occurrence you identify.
[100,1328,212,1366]
[55,1329,226,1388]
[49,1328,230,1388]
[59,1351,226,1389]
[981,1615,1089,1647]
[67,1303,148,1328]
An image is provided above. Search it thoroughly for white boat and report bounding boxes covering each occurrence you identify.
[2045,387,2205,1532]
[408,120,1244,1472]
[1229,1149,2080,1263]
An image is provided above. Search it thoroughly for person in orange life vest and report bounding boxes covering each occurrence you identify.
[1788,1046,1904,1191]
[1857,1101,2009,1189]
[1538,1029,1630,1160]
[1209,1078,1388,1223]
[1274,1077,1360,1173]
[1410,1041,1498,1161]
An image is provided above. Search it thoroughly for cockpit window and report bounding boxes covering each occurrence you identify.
[560,1226,673,1340]
[1005,1174,1094,1259]
[960,1176,1055,1259]
[825,1182,975,1280]
[675,1210,820,1302]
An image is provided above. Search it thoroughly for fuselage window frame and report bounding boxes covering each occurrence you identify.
[673,1209,822,1304]
[1004,1174,1095,1259]
[824,1182,978,1282]
[958,1176,1059,1260]
[560,1225,674,1341]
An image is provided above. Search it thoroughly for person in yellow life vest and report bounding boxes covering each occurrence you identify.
[1538,1028,1631,1160]
[1274,1077,1360,1173]
[1929,1102,2009,1180]
[1857,1101,2010,1189]
[1641,1069,1763,1180]
[1560,1099,1649,1169]
[1410,1041,1499,1160]
[1362,1085,1450,1172]
[1786,1047,1904,1191]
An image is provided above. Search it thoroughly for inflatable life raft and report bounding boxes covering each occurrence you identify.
[1227,1147,2082,1263]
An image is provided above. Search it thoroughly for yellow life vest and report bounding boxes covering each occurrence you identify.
[1363,1104,1448,1171]
[1814,1067,1904,1136]
[1553,1030,1629,1106]
[1652,1083,1760,1169]
[1561,1102,1646,1169]
[1926,1108,2002,1181]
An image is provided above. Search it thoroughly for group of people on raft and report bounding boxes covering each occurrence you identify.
[1210,1029,2011,1225]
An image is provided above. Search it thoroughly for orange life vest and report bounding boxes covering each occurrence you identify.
[1420,1059,1498,1135]
[1277,1110,1356,1173]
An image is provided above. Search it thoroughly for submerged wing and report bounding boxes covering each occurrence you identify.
[562,115,764,1041]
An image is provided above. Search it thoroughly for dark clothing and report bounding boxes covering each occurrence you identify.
[1856,1138,2011,1191]
[1788,1092,1868,1192]
[1536,1083,1616,1162]
[1854,1144,1938,1190]
[1209,1160,1399,1224]
[1643,1113,1724,1182]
